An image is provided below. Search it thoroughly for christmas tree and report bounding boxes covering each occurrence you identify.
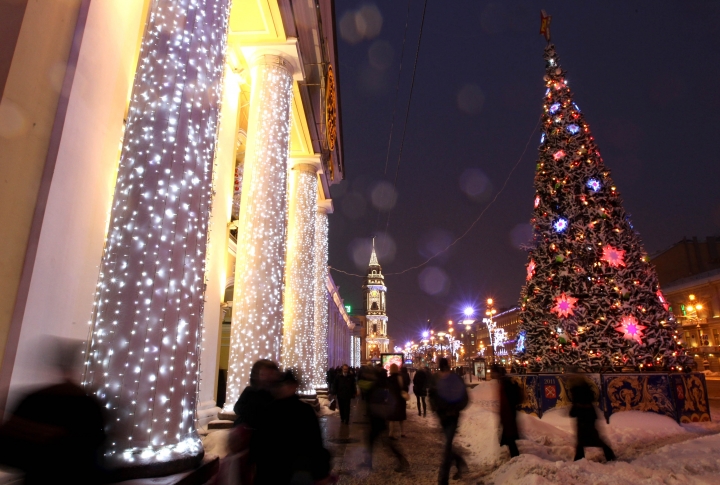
[516,43,688,372]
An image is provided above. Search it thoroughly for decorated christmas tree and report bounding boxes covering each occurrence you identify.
[516,43,688,372]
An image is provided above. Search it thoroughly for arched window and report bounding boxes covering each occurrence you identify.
[371,302,379,311]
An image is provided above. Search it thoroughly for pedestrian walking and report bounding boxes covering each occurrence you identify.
[363,365,409,472]
[332,364,357,425]
[493,365,521,458]
[429,358,469,485]
[388,364,408,438]
[568,370,616,462]
[413,366,429,417]
[230,359,280,484]
[254,370,334,485]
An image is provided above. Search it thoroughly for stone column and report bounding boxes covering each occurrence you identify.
[312,202,330,389]
[83,0,230,476]
[224,53,294,411]
[281,157,320,395]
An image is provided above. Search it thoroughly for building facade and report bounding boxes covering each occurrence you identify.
[0,0,347,476]
[652,237,720,372]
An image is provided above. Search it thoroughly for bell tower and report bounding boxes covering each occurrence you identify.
[363,239,389,359]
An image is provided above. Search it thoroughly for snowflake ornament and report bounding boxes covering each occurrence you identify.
[549,103,561,113]
[656,290,669,311]
[601,245,626,268]
[586,178,601,192]
[551,293,578,318]
[527,260,536,281]
[567,124,580,135]
[554,218,568,232]
[534,195,541,208]
[614,315,646,343]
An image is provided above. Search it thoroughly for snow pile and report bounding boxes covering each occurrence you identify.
[202,428,231,459]
[451,380,720,484]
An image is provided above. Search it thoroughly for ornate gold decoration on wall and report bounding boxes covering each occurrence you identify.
[325,65,337,152]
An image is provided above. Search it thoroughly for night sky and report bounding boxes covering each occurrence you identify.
[328,1,720,345]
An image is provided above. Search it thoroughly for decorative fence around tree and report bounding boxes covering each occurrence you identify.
[508,372,711,424]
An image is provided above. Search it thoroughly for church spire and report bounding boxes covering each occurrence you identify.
[369,237,380,267]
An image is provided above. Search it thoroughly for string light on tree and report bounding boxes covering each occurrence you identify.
[516,42,688,372]
[84,0,230,472]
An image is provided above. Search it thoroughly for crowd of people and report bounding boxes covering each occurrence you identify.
[0,346,615,485]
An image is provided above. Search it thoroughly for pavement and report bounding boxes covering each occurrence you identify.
[320,399,474,485]
[705,377,720,400]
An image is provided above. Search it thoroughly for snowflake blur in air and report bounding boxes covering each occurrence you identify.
[526,260,536,281]
[587,178,601,192]
[601,245,626,268]
[553,218,568,232]
[615,315,646,343]
[567,124,580,134]
[551,293,578,318]
[549,103,561,113]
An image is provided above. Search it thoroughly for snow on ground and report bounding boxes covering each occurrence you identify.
[457,380,720,484]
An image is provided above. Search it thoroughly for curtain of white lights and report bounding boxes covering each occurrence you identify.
[312,208,329,388]
[84,0,230,468]
[281,163,318,395]
[224,56,293,411]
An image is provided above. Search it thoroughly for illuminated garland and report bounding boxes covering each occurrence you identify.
[312,208,329,388]
[281,163,319,395]
[224,56,294,411]
[84,0,230,469]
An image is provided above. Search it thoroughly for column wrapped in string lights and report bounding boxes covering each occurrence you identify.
[312,202,330,389]
[281,158,320,395]
[84,0,230,475]
[223,54,294,411]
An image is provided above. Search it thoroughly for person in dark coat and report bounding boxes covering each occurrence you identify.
[0,339,106,485]
[332,364,357,425]
[387,364,407,438]
[254,370,333,485]
[413,367,429,417]
[232,359,279,483]
[429,358,469,485]
[568,372,616,462]
[363,365,409,472]
[493,365,521,458]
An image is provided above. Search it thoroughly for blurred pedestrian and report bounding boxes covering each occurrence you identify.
[388,364,408,438]
[254,370,333,485]
[0,338,106,485]
[413,367,429,417]
[363,365,409,472]
[493,365,521,458]
[568,370,616,462]
[429,358,469,485]
[332,364,356,425]
[230,359,279,484]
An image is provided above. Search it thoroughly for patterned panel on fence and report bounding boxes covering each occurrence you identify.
[602,373,675,422]
[670,373,711,423]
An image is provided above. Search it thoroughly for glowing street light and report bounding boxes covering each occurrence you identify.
[464,306,475,317]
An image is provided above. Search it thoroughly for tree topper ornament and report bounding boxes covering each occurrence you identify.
[615,315,646,343]
[601,244,626,268]
[551,293,578,318]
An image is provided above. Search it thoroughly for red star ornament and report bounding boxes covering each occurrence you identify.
[551,293,578,318]
[601,244,626,268]
[614,315,646,344]
[526,260,536,281]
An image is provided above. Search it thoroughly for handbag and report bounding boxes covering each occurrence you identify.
[399,376,410,401]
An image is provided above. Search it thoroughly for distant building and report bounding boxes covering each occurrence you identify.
[652,237,720,371]
[327,274,355,369]
[358,242,389,364]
